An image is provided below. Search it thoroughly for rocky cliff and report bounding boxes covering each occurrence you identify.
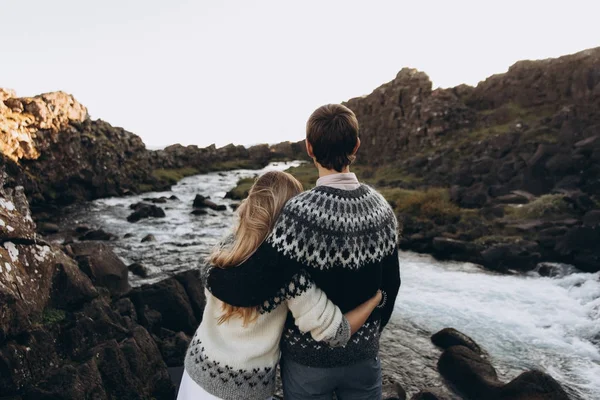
[0,90,305,223]
[341,47,600,272]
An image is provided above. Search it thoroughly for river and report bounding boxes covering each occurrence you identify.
[58,162,600,399]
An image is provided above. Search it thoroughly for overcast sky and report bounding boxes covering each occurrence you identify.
[1,0,598,148]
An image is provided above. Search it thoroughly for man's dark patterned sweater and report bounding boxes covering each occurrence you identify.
[210,184,401,368]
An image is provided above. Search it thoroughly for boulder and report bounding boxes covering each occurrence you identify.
[129,277,198,335]
[174,269,207,322]
[495,194,530,204]
[410,388,451,400]
[481,241,541,271]
[555,227,600,272]
[143,197,168,204]
[499,370,569,400]
[155,328,191,367]
[437,345,499,399]
[431,328,483,355]
[583,210,600,227]
[127,203,166,222]
[191,209,208,215]
[38,222,60,234]
[70,242,130,296]
[23,359,107,400]
[193,194,227,211]
[141,234,156,242]
[79,228,116,241]
[432,238,479,261]
[128,262,149,278]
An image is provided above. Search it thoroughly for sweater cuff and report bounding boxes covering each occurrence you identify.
[325,316,351,348]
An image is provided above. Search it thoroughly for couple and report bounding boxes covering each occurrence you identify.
[177,104,401,400]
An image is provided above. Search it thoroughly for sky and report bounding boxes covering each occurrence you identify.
[1,0,599,149]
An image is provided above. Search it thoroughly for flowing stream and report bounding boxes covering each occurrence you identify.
[58,162,600,399]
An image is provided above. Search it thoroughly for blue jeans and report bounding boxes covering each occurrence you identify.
[281,356,382,400]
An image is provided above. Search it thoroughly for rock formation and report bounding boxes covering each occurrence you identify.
[342,47,600,272]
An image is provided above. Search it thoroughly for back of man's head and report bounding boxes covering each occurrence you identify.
[306,104,359,173]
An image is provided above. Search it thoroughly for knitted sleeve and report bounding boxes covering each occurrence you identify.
[285,270,351,348]
[379,247,401,331]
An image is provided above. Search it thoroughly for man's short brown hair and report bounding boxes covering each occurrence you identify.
[306,104,359,172]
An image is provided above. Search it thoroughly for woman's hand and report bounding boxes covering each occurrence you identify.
[370,290,383,306]
[344,290,384,335]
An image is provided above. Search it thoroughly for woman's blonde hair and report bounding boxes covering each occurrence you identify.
[210,170,303,325]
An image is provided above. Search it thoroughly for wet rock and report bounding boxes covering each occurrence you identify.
[114,297,138,325]
[38,222,60,234]
[129,277,198,335]
[74,225,91,233]
[51,261,98,309]
[481,241,541,272]
[23,358,107,400]
[555,227,600,272]
[410,388,451,400]
[127,203,166,222]
[174,269,207,322]
[123,233,134,238]
[431,328,483,355]
[191,209,208,215]
[193,194,227,211]
[128,262,149,278]
[459,183,488,208]
[70,242,130,296]
[230,202,241,211]
[499,370,569,400]
[141,234,156,243]
[536,263,561,278]
[79,228,116,241]
[561,190,595,212]
[155,328,191,367]
[437,345,499,399]
[495,193,530,204]
[583,210,600,227]
[432,238,479,261]
[143,196,168,204]
[169,195,179,200]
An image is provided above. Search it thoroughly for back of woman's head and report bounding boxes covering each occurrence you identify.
[212,170,303,268]
[210,171,303,324]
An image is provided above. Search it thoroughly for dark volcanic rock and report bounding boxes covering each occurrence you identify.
[79,228,116,241]
[128,262,149,278]
[436,330,569,400]
[38,222,60,234]
[431,328,483,355]
[70,242,131,296]
[127,203,166,222]
[24,359,107,400]
[129,277,198,335]
[193,194,227,211]
[437,345,500,399]
[481,241,542,272]
[141,234,156,242]
[410,388,451,400]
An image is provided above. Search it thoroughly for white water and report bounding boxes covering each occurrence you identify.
[59,162,600,399]
[60,161,304,285]
[395,252,600,399]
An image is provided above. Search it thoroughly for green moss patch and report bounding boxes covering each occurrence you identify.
[152,167,200,185]
[504,194,570,220]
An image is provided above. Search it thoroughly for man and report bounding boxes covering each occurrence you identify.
[270,104,401,399]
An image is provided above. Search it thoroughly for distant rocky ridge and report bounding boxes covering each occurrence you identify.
[0,89,306,222]
[342,47,600,272]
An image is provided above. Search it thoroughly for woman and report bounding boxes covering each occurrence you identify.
[177,171,381,400]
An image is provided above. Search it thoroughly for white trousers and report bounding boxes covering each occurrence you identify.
[177,369,273,400]
[177,370,222,400]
